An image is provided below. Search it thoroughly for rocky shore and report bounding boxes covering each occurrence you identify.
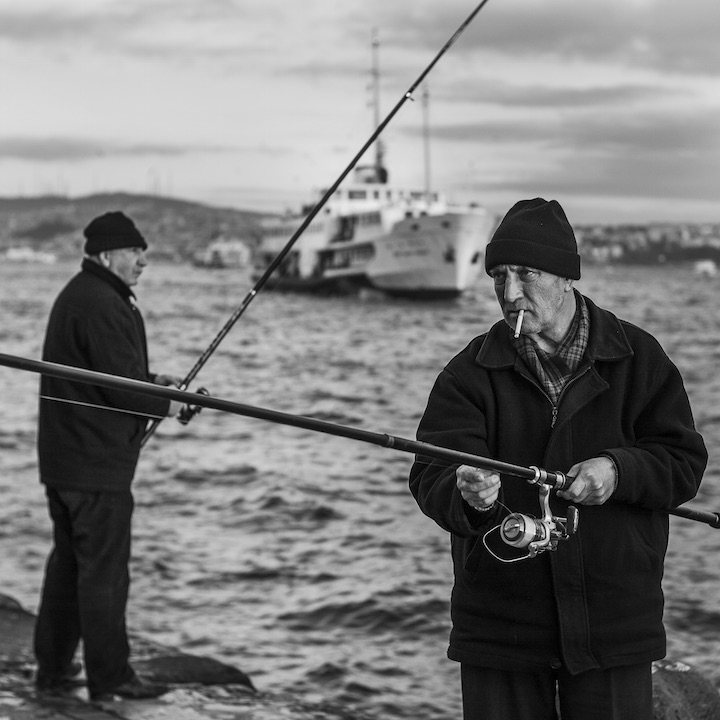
[0,594,374,720]
[2,592,720,719]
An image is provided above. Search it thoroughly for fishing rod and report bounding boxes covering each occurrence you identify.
[2,351,718,532]
[141,0,493,446]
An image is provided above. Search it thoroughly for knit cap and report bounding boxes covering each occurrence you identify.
[83,211,148,255]
[485,198,581,279]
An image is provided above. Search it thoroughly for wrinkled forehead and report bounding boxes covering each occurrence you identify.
[488,263,542,275]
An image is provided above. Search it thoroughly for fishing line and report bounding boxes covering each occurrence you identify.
[141,0,493,446]
[40,395,165,419]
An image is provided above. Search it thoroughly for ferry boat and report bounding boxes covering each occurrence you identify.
[252,36,497,300]
[254,169,496,299]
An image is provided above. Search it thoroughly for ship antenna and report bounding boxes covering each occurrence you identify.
[140,0,494,446]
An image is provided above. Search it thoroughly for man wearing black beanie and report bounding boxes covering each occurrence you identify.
[410,198,707,719]
[34,211,183,702]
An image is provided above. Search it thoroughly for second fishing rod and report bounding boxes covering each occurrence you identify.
[142,0,493,446]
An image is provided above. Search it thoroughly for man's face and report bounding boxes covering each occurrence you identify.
[103,247,148,287]
[489,264,568,338]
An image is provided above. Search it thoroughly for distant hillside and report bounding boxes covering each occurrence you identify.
[0,192,269,262]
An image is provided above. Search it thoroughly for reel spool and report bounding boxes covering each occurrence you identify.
[497,487,579,558]
[501,512,551,549]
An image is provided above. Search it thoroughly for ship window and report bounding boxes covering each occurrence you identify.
[349,190,367,199]
[411,223,420,230]
[441,220,451,228]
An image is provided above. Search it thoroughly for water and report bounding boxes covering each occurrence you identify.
[1,260,719,719]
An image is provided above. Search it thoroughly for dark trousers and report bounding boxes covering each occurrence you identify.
[34,488,136,696]
[461,662,653,720]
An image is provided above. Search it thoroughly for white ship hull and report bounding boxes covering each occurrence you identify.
[254,187,497,299]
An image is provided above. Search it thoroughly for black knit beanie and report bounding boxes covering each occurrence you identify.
[485,198,580,279]
[83,211,148,255]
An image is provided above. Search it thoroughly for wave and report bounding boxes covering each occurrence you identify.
[278,595,449,636]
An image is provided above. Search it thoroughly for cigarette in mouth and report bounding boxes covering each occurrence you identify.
[514,310,525,338]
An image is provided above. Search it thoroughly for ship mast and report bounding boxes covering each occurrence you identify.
[422,84,432,205]
[370,29,388,183]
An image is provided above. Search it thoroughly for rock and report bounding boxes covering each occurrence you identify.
[0,596,36,665]
[0,593,372,719]
[0,594,26,612]
[0,592,255,693]
[653,659,720,720]
[133,654,255,691]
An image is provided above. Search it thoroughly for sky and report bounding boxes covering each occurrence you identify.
[1,0,719,224]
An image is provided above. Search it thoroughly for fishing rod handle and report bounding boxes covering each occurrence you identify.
[528,466,572,491]
[540,469,719,530]
[668,505,720,528]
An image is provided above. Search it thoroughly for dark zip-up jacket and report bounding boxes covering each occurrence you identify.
[409,294,707,675]
[38,259,170,491]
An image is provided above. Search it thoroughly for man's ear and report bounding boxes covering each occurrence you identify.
[99,252,110,268]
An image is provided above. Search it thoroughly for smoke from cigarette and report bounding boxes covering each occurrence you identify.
[514,310,525,339]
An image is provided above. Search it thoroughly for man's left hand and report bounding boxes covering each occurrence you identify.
[153,374,182,387]
[556,456,617,505]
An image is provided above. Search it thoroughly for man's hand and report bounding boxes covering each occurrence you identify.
[153,373,183,387]
[456,465,501,511]
[556,456,617,505]
[152,374,183,417]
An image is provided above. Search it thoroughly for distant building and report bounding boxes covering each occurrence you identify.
[192,237,251,268]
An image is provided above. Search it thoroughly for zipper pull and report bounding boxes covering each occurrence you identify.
[551,405,558,428]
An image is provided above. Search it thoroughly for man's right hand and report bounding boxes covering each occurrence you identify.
[456,465,501,511]
[167,400,183,417]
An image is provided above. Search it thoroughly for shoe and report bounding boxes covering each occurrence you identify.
[36,661,85,694]
[90,676,170,702]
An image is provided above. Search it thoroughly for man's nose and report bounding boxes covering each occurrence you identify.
[503,274,523,303]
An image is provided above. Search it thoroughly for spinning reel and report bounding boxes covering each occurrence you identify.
[485,466,579,562]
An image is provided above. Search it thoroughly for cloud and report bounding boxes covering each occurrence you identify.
[436,80,686,109]
[0,0,717,221]
[414,102,720,148]
[376,0,720,76]
[441,107,720,202]
[3,0,719,76]
[0,2,262,62]
[0,137,229,162]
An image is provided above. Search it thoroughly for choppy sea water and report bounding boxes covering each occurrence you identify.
[0,259,719,719]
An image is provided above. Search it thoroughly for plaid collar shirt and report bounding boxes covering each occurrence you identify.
[512,292,590,404]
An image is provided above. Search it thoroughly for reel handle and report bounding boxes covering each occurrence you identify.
[177,386,210,425]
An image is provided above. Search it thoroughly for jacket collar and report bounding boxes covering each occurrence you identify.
[81,257,136,303]
[475,291,633,369]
